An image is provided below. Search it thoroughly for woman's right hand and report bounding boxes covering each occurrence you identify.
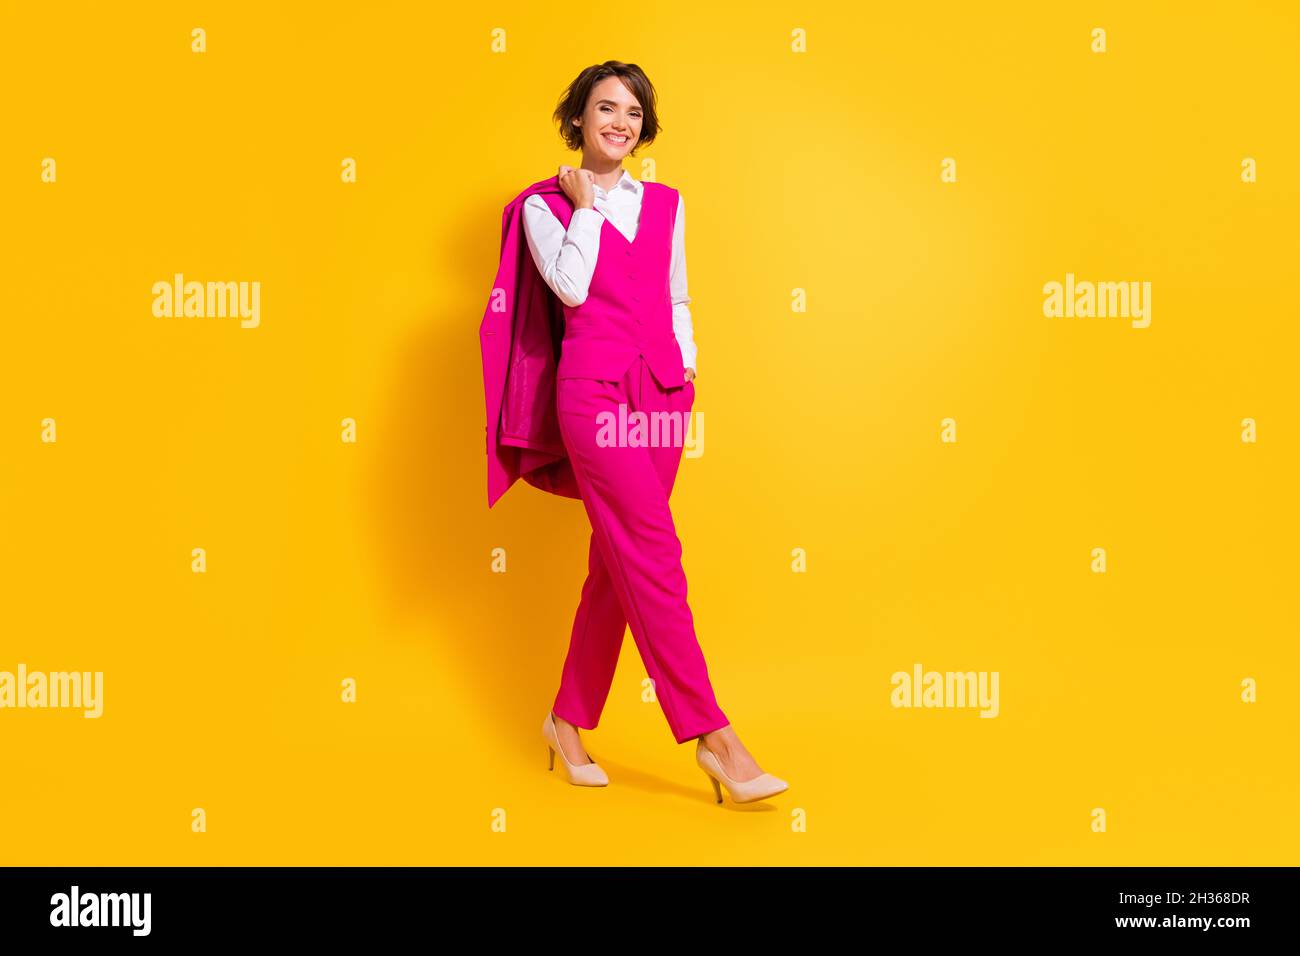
[558,165,596,210]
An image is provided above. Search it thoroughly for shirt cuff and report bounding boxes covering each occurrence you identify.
[679,343,697,374]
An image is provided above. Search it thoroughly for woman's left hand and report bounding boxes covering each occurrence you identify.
[684,368,696,383]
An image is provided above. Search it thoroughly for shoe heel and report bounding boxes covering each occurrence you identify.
[704,771,723,804]
[547,745,555,771]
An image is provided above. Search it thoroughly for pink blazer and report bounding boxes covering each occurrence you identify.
[479,175,582,508]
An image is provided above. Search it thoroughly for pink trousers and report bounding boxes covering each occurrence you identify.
[551,355,729,744]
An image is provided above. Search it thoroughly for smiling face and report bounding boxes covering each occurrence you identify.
[574,75,644,161]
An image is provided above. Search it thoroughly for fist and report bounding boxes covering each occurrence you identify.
[558,165,596,210]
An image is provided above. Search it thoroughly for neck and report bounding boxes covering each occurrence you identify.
[580,157,624,192]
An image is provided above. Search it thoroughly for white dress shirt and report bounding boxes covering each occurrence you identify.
[521,169,698,374]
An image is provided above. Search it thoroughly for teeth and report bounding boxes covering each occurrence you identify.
[604,134,627,143]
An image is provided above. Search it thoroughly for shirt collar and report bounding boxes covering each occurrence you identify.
[593,168,641,198]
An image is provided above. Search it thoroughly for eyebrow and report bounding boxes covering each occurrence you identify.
[594,99,642,109]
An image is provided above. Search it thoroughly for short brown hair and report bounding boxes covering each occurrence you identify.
[553,61,661,155]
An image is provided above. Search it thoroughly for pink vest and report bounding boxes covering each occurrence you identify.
[538,181,686,388]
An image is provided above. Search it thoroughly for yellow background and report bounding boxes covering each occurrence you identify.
[1,1,1296,865]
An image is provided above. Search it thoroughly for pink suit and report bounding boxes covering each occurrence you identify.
[479,175,728,745]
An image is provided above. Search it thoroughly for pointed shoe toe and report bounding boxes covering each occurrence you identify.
[565,760,609,787]
[733,772,788,803]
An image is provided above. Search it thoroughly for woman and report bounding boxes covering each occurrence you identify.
[522,61,788,805]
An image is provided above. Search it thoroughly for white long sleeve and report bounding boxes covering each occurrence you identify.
[520,173,698,374]
[668,194,696,372]
[521,199,604,307]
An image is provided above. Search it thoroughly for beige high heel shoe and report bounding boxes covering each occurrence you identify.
[696,738,788,804]
[543,711,609,786]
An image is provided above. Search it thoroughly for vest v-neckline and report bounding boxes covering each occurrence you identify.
[600,184,648,247]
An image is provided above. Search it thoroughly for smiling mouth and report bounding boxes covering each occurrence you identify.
[602,133,629,145]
